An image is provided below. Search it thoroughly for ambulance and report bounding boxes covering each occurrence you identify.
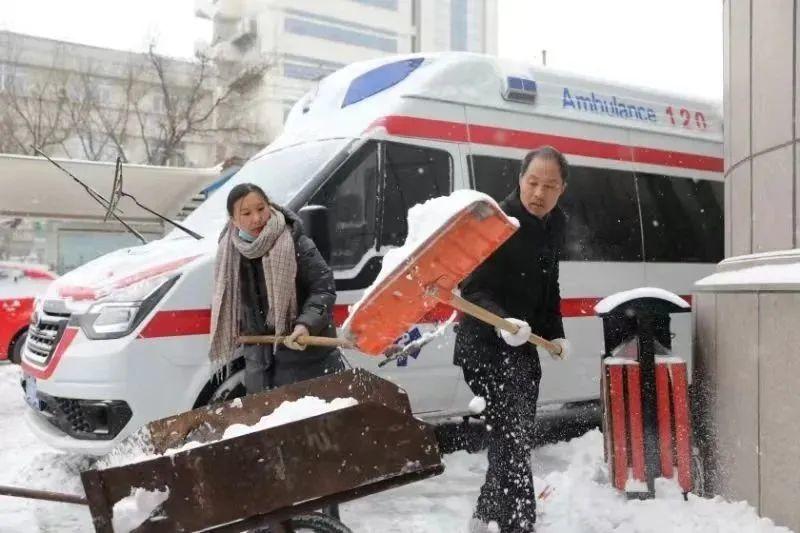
[21,53,723,454]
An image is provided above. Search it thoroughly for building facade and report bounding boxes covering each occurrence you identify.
[0,30,232,167]
[0,31,233,269]
[196,0,498,142]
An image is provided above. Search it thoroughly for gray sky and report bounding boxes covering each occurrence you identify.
[0,0,723,100]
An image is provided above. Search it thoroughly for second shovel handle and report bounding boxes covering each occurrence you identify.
[445,293,562,357]
[238,335,355,349]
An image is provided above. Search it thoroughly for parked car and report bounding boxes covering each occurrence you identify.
[0,261,57,364]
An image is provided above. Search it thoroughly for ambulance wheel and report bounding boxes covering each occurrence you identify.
[10,330,27,365]
[194,359,246,407]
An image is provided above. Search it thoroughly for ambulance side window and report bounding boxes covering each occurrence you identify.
[636,173,723,263]
[310,142,379,269]
[379,143,453,246]
[560,167,643,262]
[468,155,521,202]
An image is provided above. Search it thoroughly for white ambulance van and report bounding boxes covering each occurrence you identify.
[21,53,723,455]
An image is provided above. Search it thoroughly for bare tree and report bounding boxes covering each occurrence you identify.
[63,64,143,162]
[133,46,268,166]
[0,53,73,156]
[0,32,268,165]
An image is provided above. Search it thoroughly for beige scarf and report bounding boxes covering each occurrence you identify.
[209,207,298,366]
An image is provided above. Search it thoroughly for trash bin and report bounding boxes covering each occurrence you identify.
[595,288,693,499]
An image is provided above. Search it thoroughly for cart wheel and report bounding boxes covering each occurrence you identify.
[252,512,352,533]
[289,512,352,533]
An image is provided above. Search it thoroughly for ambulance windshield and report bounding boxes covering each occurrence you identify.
[174,138,351,238]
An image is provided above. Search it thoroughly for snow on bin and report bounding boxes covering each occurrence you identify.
[595,288,693,499]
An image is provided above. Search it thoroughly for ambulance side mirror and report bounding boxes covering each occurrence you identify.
[299,205,332,263]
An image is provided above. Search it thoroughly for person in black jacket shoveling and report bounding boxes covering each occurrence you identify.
[455,146,571,533]
[209,183,344,393]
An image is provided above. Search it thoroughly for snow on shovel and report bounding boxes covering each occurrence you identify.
[239,190,562,358]
[343,190,563,358]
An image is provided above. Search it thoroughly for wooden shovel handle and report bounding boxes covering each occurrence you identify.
[238,335,355,349]
[445,293,563,357]
[0,484,87,505]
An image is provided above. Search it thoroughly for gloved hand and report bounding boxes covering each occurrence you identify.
[496,318,531,347]
[549,338,571,360]
[284,324,310,351]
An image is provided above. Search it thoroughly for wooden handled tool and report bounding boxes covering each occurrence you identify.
[239,334,355,349]
[436,291,563,358]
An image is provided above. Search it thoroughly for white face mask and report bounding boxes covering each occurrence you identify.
[238,228,257,242]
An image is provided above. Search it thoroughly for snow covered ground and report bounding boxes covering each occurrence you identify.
[0,362,792,533]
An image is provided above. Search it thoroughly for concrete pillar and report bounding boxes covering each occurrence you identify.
[694,2,800,529]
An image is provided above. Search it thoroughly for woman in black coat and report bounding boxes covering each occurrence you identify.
[209,183,344,392]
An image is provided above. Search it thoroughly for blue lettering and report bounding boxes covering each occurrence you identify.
[563,88,575,109]
[562,86,659,124]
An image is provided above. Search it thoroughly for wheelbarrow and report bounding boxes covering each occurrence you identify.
[0,369,443,532]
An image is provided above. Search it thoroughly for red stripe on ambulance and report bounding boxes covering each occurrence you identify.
[370,115,723,172]
[138,296,692,338]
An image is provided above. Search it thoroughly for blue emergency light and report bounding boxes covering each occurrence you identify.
[503,76,537,104]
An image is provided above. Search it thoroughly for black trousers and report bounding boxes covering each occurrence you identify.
[462,353,541,532]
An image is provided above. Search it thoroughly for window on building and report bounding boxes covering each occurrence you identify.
[0,64,28,94]
[283,62,328,81]
[380,142,453,246]
[636,173,724,263]
[0,63,8,92]
[284,14,397,52]
[349,0,399,9]
[450,0,468,51]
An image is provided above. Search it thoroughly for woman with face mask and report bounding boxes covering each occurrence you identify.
[209,183,344,393]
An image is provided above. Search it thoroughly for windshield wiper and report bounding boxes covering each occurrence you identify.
[105,157,203,240]
[33,147,146,244]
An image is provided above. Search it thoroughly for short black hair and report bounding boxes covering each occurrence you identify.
[226,183,270,216]
[519,145,569,183]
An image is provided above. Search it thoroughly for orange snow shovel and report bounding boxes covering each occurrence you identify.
[240,197,562,358]
[343,197,563,358]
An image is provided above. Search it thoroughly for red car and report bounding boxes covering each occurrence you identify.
[0,262,57,364]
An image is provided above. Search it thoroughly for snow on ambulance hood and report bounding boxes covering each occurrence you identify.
[46,236,215,311]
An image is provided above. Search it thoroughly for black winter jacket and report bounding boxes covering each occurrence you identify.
[453,189,566,368]
[238,206,343,387]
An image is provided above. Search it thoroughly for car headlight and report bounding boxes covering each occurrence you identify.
[77,274,180,340]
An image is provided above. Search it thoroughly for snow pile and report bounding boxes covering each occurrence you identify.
[342,430,792,533]
[532,430,790,532]
[220,396,357,440]
[111,487,170,533]
[344,190,514,331]
[594,287,689,314]
[0,364,792,533]
[102,396,358,467]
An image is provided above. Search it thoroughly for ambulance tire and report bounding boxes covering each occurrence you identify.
[194,358,247,408]
[10,330,26,365]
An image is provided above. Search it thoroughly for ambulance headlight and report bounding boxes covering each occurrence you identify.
[78,274,180,340]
